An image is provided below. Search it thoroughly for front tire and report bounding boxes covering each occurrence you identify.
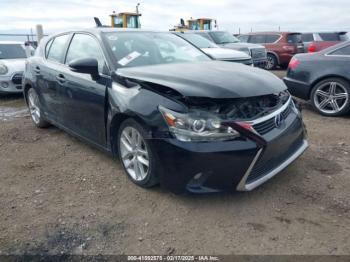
[27,88,50,128]
[310,78,350,117]
[265,53,278,70]
[117,119,159,188]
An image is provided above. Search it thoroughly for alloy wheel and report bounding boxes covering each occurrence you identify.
[119,126,150,181]
[28,89,41,124]
[265,55,276,70]
[314,81,349,114]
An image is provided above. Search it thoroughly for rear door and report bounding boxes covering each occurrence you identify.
[36,34,71,122]
[57,33,109,146]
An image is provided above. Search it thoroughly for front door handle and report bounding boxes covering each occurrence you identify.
[56,74,66,84]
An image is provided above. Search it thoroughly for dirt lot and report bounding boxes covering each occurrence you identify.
[0,71,350,255]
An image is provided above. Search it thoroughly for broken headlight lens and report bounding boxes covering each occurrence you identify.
[159,106,240,142]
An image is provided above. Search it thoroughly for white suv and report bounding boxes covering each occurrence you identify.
[0,41,33,94]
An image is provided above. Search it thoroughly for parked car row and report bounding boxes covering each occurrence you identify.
[238,31,348,70]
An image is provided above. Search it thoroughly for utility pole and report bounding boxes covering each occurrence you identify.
[136,3,140,14]
[36,24,44,44]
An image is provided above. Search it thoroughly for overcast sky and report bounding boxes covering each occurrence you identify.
[1,0,350,36]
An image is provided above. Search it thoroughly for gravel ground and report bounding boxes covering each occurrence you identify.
[0,71,349,255]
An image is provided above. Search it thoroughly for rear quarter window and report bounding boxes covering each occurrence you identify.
[47,34,70,63]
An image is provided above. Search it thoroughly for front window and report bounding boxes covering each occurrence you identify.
[104,32,210,68]
[0,44,27,59]
[127,16,140,28]
[209,31,240,44]
[180,34,217,48]
[65,34,106,73]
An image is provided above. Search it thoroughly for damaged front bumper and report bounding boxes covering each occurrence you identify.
[151,97,308,194]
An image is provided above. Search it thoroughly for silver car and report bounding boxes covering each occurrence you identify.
[175,33,253,65]
[0,41,32,94]
[189,30,268,68]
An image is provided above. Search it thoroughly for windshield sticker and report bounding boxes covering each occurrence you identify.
[118,51,141,66]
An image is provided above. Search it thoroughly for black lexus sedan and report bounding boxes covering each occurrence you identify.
[23,28,308,193]
[284,41,350,116]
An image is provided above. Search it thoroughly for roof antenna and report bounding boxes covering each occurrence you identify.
[94,17,103,27]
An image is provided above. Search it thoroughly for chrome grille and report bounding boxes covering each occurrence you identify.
[251,48,266,59]
[12,73,23,85]
[253,101,293,135]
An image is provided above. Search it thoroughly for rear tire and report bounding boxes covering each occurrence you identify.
[265,53,278,70]
[117,118,159,188]
[27,88,50,128]
[310,78,350,117]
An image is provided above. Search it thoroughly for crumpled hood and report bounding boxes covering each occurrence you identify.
[116,61,286,99]
[201,48,251,60]
[0,59,25,76]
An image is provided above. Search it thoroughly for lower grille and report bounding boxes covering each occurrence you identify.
[247,136,304,183]
[12,73,23,85]
[253,101,293,135]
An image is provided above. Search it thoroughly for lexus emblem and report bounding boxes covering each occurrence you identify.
[275,114,283,128]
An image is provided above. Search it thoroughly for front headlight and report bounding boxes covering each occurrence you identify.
[0,64,8,75]
[159,106,240,142]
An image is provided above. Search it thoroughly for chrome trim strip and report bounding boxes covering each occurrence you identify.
[236,148,264,191]
[247,96,292,125]
[236,139,308,191]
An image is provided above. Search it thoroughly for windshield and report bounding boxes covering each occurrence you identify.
[104,32,210,68]
[180,34,217,48]
[209,31,240,44]
[0,44,27,59]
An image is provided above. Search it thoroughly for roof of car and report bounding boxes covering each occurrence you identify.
[243,31,301,35]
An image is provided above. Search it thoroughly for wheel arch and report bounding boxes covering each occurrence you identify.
[109,112,150,157]
[267,51,280,65]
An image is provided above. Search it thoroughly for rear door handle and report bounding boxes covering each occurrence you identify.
[56,74,66,84]
[34,66,40,75]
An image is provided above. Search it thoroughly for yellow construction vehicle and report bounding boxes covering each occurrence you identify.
[171,18,217,31]
[110,3,141,28]
[110,11,141,28]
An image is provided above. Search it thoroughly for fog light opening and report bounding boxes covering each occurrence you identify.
[1,82,9,88]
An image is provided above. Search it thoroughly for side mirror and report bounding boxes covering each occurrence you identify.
[69,58,99,80]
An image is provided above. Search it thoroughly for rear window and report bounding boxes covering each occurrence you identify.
[287,34,302,43]
[330,45,350,55]
[301,33,314,42]
[47,34,70,63]
[319,33,341,41]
